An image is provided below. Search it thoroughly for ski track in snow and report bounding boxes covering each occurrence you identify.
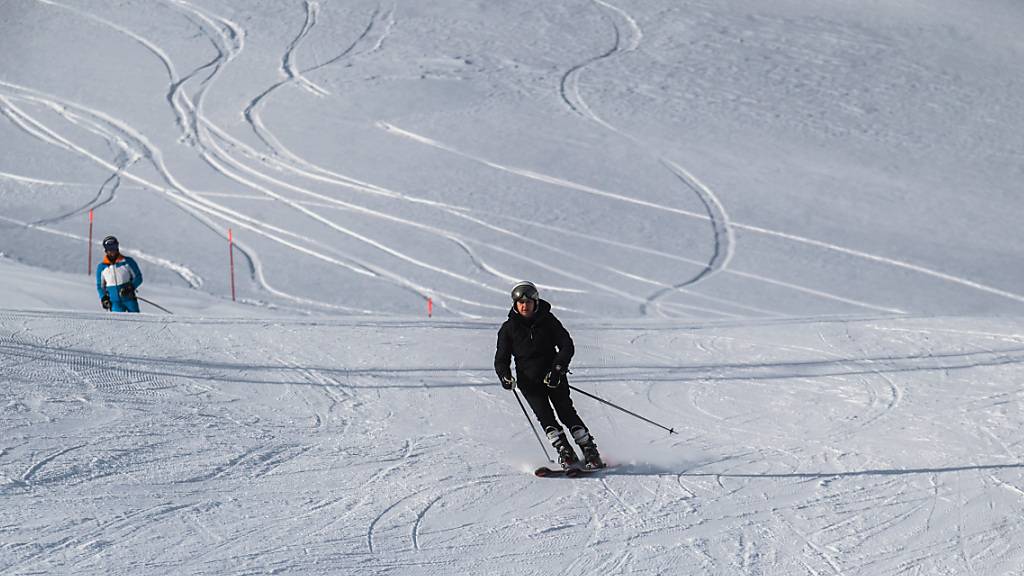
[0,7,413,314]
[33,312,1024,572]
[163,1,743,319]
[245,2,394,151]
[0,3,866,319]
[159,1,507,317]
[378,122,910,317]
[137,1,509,316]
[6,2,1017,318]
[4,3,346,312]
[3,2,1024,570]
[19,444,87,485]
[557,0,737,316]
[556,0,1023,312]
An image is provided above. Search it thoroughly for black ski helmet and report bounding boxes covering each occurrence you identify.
[102,235,119,250]
[511,281,539,303]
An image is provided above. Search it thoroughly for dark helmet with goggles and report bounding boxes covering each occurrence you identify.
[511,281,539,303]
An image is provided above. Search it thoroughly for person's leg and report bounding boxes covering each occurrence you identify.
[523,393,559,431]
[109,298,127,312]
[547,385,585,430]
[524,392,578,467]
[549,385,604,468]
[123,299,140,313]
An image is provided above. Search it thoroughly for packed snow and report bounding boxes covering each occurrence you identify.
[2,0,1023,574]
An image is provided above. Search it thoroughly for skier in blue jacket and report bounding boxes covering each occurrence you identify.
[95,235,143,313]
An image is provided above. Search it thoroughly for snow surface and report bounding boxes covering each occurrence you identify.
[2,0,1024,574]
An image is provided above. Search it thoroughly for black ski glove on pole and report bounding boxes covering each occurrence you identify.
[500,375,516,390]
[119,284,136,299]
[101,294,112,310]
[543,365,566,388]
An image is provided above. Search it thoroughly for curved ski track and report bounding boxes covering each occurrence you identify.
[155,2,519,316]
[7,1,1018,318]
[558,0,737,316]
[0,0,844,319]
[376,122,913,317]
[0,3,474,315]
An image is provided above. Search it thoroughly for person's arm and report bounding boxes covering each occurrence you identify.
[127,257,143,288]
[494,323,514,381]
[551,317,574,369]
[96,263,106,299]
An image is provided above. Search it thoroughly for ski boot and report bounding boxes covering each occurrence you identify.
[546,426,580,470]
[571,426,606,470]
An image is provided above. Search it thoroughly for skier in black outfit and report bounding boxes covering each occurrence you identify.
[495,281,605,470]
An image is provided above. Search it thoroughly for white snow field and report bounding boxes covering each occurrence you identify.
[2,0,1024,574]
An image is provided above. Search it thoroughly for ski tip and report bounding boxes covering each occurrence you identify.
[534,466,561,477]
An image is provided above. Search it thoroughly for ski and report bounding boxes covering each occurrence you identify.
[534,465,603,478]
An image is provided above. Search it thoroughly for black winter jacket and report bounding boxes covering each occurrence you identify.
[494,299,574,393]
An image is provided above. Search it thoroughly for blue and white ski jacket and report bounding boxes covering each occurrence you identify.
[96,254,143,301]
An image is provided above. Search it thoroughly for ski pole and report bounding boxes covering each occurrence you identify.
[136,296,173,315]
[512,386,554,463]
[568,384,677,434]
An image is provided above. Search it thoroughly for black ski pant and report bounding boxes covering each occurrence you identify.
[523,384,586,433]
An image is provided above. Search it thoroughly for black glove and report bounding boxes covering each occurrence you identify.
[101,294,112,310]
[500,375,516,390]
[543,365,566,388]
[119,283,136,299]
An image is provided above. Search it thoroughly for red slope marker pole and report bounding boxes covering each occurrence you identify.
[228,228,236,302]
[428,297,433,317]
[87,209,94,274]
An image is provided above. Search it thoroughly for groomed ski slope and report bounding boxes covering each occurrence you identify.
[3,0,1024,573]
[3,307,1024,574]
[2,0,1022,318]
